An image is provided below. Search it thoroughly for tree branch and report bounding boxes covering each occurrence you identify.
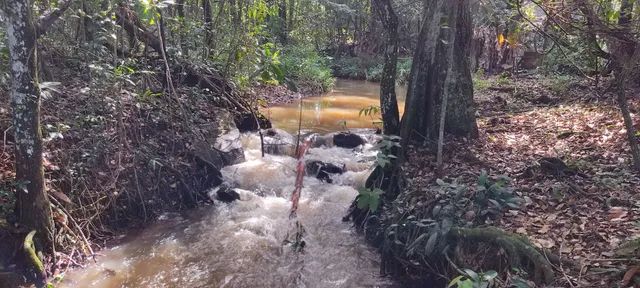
[36,0,75,37]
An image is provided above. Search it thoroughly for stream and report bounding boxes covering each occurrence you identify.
[61,80,404,288]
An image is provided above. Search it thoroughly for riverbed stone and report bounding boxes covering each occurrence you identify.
[305,160,344,183]
[193,108,245,169]
[263,128,297,156]
[208,184,241,203]
[310,133,334,148]
[333,132,365,148]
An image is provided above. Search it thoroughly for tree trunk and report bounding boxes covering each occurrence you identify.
[613,0,640,171]
[287,0,295,34]
[373,0,400,135]
[278,0,288,44]
[4,0,54,253]
[437,2,459,168]
[203,0,213,50]
[615,70,640,171]
[176,0,188,56]
[400,0,477,147]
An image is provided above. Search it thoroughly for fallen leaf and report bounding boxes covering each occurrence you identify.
[608,207,628,221]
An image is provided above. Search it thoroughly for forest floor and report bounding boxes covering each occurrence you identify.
[402,74,640,287]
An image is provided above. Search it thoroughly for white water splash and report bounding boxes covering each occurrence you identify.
[62,132,394,288]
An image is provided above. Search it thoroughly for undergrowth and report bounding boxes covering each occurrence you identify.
[280,44,335,92]
[331,56,412,84]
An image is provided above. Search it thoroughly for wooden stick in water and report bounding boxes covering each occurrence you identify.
[289,138,312,219]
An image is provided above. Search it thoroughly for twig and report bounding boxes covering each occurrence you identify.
[558,242,577,288]
[134,169,148,222]
[2,125,12,154]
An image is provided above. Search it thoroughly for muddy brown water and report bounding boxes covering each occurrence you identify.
[263,79,406,133]
[61,80,403,288]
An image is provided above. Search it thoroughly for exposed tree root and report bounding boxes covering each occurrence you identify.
[23,231,45,280]
[449,226,555,284]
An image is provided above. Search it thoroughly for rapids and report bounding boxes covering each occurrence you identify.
[61,80,399,288]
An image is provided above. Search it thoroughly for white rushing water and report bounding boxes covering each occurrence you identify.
[61,132,394,288]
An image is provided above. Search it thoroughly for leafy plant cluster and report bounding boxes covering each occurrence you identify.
[448,269,498,288]
[280,44,335,92]
[356,135,401,213]
[371,171,522,283]
[359,105,383,128]
[365,58,413,84]
[474,171,522,220]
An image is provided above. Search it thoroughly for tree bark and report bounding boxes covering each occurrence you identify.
[613,0,640,171]
[203,0,213,48]
[4,0,55,253]
[278,0,288,43]
[400,0,478,147]
[176,0,188,56]
[373,0,400,135]
[437,2,459,168]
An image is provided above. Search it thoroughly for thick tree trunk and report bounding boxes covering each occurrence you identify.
[373,0,400,135]
[400,0,477,146]
[4,0,55,252]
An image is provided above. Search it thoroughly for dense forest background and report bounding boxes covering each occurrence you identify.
[1,0,640,287]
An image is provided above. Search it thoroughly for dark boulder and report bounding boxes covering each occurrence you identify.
[211,184,241,203]
[235,112,272,132]
[306,160,344,183]
[333,132,365,148]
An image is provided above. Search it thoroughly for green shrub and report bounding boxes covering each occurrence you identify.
[396,58,412,84]
[472,69,490,91]
[281,44,335,92]
[331,56,381,80]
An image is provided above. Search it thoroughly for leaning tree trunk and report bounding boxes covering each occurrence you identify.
[4,0,54,252]
[373,0,400,135]
[400,0,477,147]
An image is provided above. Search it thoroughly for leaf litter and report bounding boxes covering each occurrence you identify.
[403,75,640,287]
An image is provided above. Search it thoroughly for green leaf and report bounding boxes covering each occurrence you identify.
[356,195,370,210]
[477,170,488,187]
[424,232,438,255]
[369,196,380,212]
[482,270,498,281]
[463,269,479,281]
